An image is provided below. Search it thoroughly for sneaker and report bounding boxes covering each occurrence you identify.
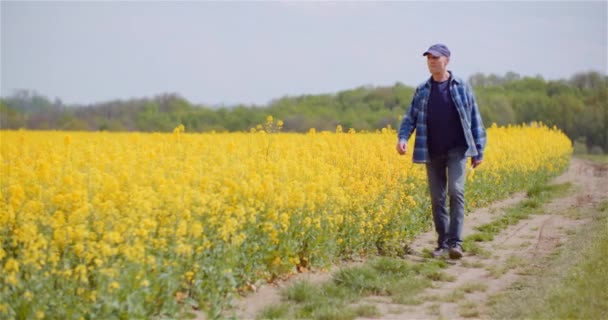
[449,245,463,259]
[431,247,448,258]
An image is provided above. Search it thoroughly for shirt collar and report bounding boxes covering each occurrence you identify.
[425,70,459,87]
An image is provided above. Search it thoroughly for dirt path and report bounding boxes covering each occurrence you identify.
[217,158,608,320]
[356,158,607,320]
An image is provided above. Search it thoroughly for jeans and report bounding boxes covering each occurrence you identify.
[425,148,467,249]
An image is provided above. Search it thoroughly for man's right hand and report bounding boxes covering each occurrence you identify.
[396,141,407,155]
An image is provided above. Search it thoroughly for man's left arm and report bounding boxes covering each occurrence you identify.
[467,85,486,167]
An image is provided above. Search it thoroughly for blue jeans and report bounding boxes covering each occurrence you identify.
[425,148,467,249]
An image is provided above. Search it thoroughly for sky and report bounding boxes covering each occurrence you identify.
[1,1,607,106]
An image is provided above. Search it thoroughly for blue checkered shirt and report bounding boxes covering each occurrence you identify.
[398,72,486,163]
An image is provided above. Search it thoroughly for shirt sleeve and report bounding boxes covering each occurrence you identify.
[398,88,419,142]
[468,85,486,161]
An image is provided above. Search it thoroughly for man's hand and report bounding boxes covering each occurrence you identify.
[396,141,407,155]
[471,159,482,169]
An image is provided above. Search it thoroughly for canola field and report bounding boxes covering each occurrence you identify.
[0,122,572,318]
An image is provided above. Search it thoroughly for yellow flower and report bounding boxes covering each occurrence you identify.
[185,271,194,282]
[63,135,71,146]
[108,281,120,292]
[3,258,19,273]
[89,291,97,302]
[4,274,18,286]
[75,264,88,283]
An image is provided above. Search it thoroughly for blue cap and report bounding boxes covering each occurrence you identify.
[423,44,450,57]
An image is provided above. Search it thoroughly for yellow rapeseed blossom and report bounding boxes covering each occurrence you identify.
[3,258,19,273]
[108,281,120,292]
[0,124,572,318]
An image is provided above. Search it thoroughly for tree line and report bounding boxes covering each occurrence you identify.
[1,71,606,153]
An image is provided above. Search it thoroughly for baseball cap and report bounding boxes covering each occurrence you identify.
[423,44,451,58]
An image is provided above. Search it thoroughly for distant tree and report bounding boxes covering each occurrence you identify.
[547,93,585,136]
[476,90,515,126]
[569,71,606,91]
[504,76,547,92]
[504,71,521,83]
[0,99,26,129]
[469,73,488,87]
[580,87,608,152]
[58,112,89,130]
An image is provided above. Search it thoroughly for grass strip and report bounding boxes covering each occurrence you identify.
[256,257,452,320]
[488,200,608,319]
[574,154,608,163]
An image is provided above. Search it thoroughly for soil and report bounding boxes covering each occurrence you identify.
[201,158,608,320]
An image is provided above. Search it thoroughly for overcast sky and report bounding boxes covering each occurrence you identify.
[1,1,606,106]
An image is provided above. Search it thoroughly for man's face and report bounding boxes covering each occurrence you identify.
[426,54,449,75]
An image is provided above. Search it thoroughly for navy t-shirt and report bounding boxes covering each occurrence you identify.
[426,77,467,157]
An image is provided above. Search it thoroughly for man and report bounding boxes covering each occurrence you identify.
[396,44,486,259]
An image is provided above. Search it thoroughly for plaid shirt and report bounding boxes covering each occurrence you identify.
[398,72,486,163]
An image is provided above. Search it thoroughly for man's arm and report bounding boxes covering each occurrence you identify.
[468,85,486,166]
[398,89,420,139]
[396,89,420,155]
